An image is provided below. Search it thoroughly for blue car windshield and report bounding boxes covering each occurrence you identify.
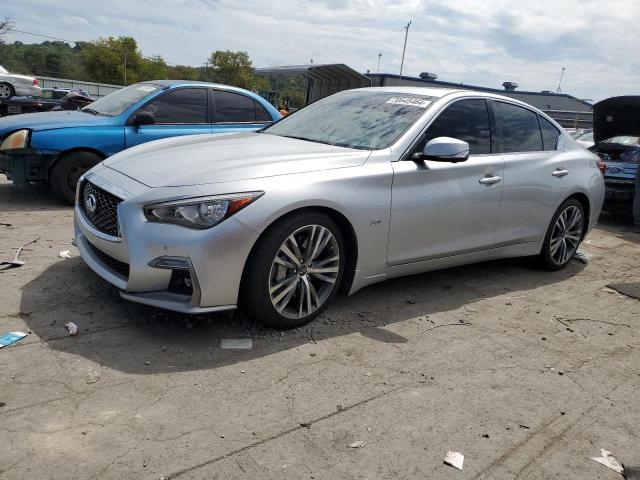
[263,90,435,150]
[82,83,161,116]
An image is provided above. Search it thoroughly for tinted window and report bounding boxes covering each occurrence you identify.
[214,91,256,122]
[423,99,492,154]
[539,116,560,150]
[255,100,272,121]
[139,88,207,124]
[493,102,543,153]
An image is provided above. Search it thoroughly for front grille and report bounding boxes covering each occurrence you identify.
[81,181,122,237]
[88,242,130,278]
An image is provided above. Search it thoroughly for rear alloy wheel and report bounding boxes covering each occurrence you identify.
[241,212,345,328]
[0,83,15,100]
[50,151,102,205]
[539,199,585,270]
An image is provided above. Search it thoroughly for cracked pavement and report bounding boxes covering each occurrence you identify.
[1,177,639,479]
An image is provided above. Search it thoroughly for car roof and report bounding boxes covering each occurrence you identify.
[356,86,543,105]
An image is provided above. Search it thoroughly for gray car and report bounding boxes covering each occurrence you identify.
[0,65,42,99]
[74,87,605,328]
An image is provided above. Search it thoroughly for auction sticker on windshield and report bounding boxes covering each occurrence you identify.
[138,85,157,92]
[386,97,431,108]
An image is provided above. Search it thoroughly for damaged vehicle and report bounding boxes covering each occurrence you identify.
[75,87,605,328]
[0,80,280,204]
[589,96,640,215]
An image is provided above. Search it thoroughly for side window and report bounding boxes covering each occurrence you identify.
[255,100,272,121]
[539,115,560,151]
[139,88,207,124]
[493,101,543,153]
[423,99,492,155]
[214,91,256,122]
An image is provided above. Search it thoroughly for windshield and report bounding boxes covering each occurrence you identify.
[0,65,8,75]
[602,135,640,146]
[82,83,161,116]
[263,90,435,150]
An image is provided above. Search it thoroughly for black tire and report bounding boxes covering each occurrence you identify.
[0,82,15,100]
[50,151,101,205]
[240,211,346,329]
[538,198,585,271]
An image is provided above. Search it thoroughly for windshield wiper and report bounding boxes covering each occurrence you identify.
[82,108,100,115]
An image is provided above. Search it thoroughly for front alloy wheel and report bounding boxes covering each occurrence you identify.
[269,225,340,319]
[241,212,345,328]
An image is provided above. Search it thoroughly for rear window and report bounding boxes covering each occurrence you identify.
[539,116,560,151]
[493,101,543,153]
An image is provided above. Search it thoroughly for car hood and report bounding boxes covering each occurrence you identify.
[593,96,640,144]
[104,132,370,187]
[0,110,111,135]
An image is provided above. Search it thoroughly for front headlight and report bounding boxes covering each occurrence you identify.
[144,192,264,229]
[0,129,30,151]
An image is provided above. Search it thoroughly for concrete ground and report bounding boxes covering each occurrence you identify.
[1,177,639,480]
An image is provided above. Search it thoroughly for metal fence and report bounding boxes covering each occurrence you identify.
[36,76,122,98]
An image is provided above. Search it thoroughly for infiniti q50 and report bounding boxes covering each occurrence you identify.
[74,87,605,328]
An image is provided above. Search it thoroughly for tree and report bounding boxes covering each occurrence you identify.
[208,50,253,88]
[0,17,13,45]
[80,36,141,85]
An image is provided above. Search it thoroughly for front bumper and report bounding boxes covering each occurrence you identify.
[74,170,260,314]
[0,149,52,185]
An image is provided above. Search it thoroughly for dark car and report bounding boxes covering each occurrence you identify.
[0,88,92,116]
[590,96,640,214]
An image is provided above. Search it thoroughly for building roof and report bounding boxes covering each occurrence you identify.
[368,74,593,113]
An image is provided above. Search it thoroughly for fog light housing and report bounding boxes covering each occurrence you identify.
[149,257,190,270]
[168,270,193,296]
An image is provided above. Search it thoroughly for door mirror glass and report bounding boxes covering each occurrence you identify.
[134,111,155,126]
[417,137,470,162]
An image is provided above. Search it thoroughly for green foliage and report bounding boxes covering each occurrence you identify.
[0,38,308,107]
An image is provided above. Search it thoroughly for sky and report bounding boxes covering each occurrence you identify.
[3,0,639,102]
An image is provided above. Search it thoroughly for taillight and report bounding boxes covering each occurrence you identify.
[596,158,606,175]
[32,78,39,86]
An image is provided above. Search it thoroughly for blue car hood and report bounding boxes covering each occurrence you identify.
[0,110,111,135]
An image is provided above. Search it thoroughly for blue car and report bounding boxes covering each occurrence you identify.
[0,80,281,203]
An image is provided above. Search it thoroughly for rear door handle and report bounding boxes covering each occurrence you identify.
[552,168,569,178]
[479,175,502,185]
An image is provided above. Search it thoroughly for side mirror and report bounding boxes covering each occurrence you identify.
[133,112,155,126]
[413,137,470,163]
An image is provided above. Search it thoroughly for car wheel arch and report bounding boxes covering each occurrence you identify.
[241,206,359,296]
[566,192,590,239]
[47,147,107,180]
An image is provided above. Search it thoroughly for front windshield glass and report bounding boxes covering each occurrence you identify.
[602,135,640,146]
[263,90,435,150]
[0,65,8,75]
[83,83,161,116]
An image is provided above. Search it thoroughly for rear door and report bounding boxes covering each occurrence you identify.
[388,98,505,265]
[212,90,274,134]
[491,100,566,245]
[125,87,211,147]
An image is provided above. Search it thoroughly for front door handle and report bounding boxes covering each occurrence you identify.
[479,175,502,185]
[552,168,569,178]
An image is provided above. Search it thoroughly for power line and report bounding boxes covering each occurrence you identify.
[8,27,182,66]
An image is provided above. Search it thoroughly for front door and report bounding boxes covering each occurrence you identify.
[388,98,504,265]
[125,87,212,148]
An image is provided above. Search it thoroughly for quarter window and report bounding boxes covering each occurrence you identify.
[138,88,208,124]
[214,91,256,122]
[493,101,543,153]
[539,115,560,151]
[423,99,492,155]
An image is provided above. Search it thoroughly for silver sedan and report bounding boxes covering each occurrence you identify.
[75,87,605,328]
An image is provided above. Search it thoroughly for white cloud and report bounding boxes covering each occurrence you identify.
[4,0,640,101]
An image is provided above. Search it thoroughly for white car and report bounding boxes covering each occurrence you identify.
[0,65,42,99]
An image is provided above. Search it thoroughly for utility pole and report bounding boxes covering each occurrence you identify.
[376,52,382,74]
[399,20,411,80]
[556,66,565,94]
[123,46,127,86]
